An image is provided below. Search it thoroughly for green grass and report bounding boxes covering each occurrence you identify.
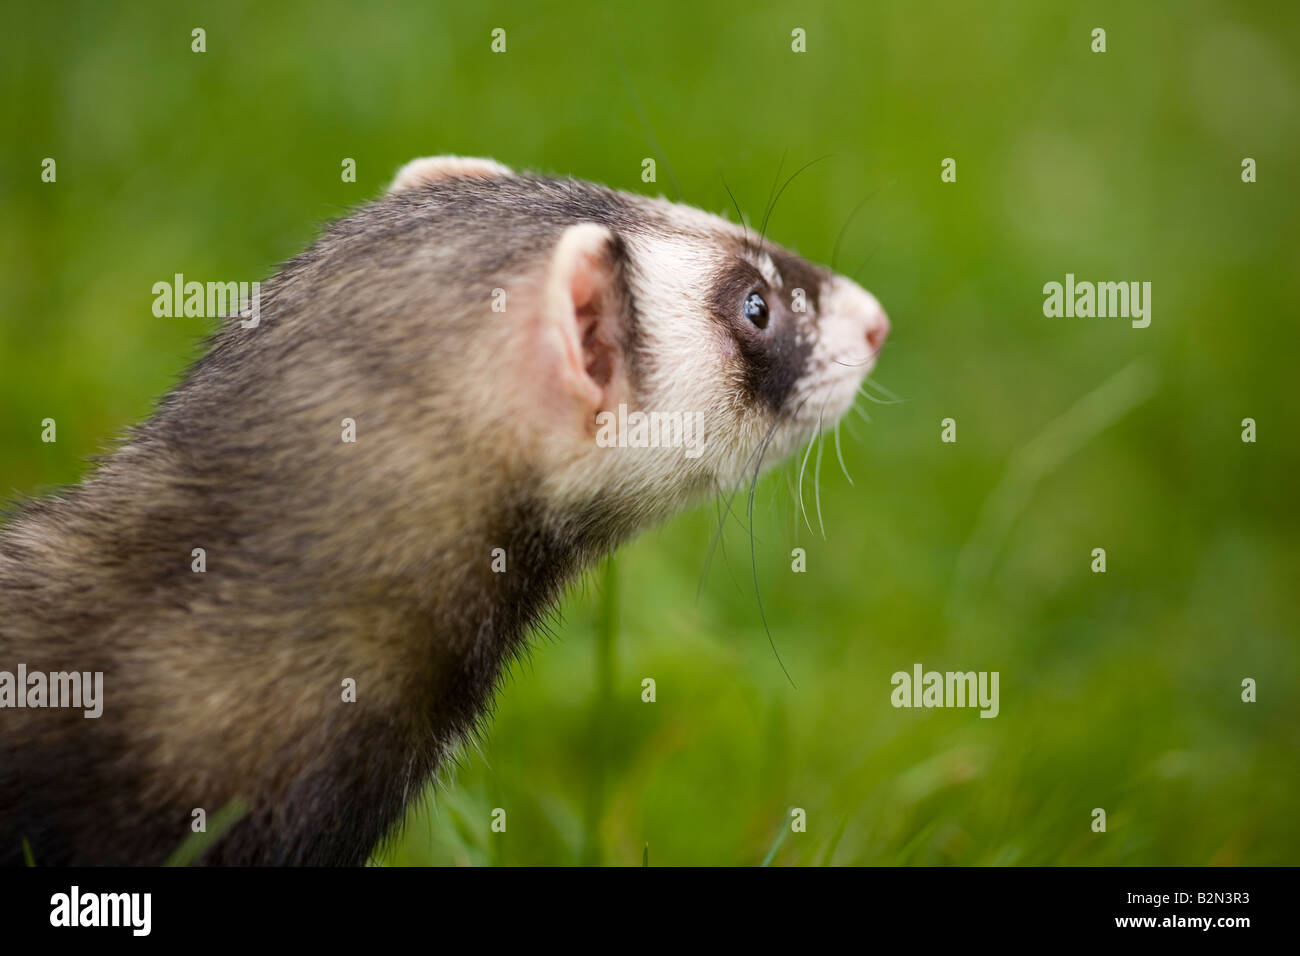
[164,799,249,867]
[3,0,1298,866]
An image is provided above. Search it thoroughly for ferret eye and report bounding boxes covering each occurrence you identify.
[743,291,769,329]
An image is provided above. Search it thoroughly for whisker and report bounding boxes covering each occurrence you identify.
[703,397,819,687]
[697,430,774,599]
[864,376,905,404]
[813,391,832,540]
[707,483,746,598]
[759,154,833,249]
[834,421,853,486]
[832,343,888,369]
[832,177,896,272]
[852,240,884,283]
[857,380,905,406]
[796,427,817,535]
[746,416,796,689]
[784,469,803,536]
[832,326,890,371]
[756,150,787,254]
[831,193,874,274]
[814,429,826,539]
[615,53,683,202]
[719,167,750,247]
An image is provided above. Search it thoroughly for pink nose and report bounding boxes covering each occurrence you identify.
[865,305,890,358]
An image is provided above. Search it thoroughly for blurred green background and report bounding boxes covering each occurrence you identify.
[2,1,1297,865]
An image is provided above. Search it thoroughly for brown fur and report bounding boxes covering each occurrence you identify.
[0,166,886,864]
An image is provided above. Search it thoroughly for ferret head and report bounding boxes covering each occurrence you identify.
[379,156,889,540]
[234,155,888,565]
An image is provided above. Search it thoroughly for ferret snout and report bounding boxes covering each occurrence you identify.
[823,276,890,367]
[863,295,890,358]
[846,282,890,357]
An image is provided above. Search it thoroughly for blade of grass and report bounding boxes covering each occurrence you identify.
[164,798,249,866]
[949,360,1159,617]
[816,815,849,866]
[581,557,619,865]
[760,814,791,866]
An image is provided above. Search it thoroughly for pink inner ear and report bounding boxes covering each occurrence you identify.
[532,223,624,425]
[572,257,618,389]
[578,302,615,387]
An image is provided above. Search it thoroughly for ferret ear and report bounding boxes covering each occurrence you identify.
[528,223,630,434]
[388,155,513,193]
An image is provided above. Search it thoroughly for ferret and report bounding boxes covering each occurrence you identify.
[0,156,889,865]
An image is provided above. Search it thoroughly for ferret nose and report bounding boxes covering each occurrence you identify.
[865,304,890,357]
[847,283,889,357]
[825,276,890,364]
